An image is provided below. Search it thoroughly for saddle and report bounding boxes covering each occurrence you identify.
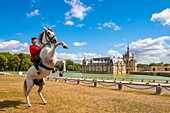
[35,55,54,71]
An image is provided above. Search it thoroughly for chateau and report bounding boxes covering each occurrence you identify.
[82,45,137,74]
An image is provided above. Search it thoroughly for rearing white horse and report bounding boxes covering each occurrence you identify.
[24,27,68,107]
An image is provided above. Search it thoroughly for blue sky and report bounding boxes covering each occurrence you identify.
[0,0,170,63]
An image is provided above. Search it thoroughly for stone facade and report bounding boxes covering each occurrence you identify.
[82,57,126,74]
[123,45,137,73]
[82,45,137,74]
[137,66,170,72]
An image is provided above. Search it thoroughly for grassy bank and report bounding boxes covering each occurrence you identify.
[0,76,170,113]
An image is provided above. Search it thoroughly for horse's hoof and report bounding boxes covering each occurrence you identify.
[59,72,64,77]
[43,103,47,105]
[28,104,32,107]
[63,45,68,49]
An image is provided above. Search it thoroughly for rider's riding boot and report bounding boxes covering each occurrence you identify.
[36,66,40,75]
[33,62,40,74]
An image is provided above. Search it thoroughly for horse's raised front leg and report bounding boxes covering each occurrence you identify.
[57,60,66,72]
[57,60,66,77]
[37,79,46,105]
[47,42,68,61]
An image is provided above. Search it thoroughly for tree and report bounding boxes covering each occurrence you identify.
[164,64,170,66]
[7,55,21,71]
[66,60,74,65]
[149,63,162,66]
[18,53,32,71]
[65,60,82,72]
[0,55,8,71]
[137,64,149,67]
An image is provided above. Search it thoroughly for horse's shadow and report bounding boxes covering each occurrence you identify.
[0,100,25,111]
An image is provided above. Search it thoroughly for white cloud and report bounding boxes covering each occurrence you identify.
[57,52,102,63]
[114,43,126,47]
[26,9,40,17]
[76,24,85,28]
[48,24,56,28]
[64,0,92,21]
[130,36,170,63]
[97,26,103,30]
[65,20,74,26]
[151,8,170,26]
[107,49,122,58]
[103,21,121,31]
[0,40,29,53]
[73,42,87,46]
[41,22,56,28]
[58,53,82,61]
[16,32,24,36]
[97,21,121,31]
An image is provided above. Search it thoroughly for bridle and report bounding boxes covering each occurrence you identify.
[40,29,57,49]
[44,30,56,43]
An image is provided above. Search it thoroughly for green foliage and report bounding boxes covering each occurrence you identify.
[7,54,20,70]
[164,64,170,66]
[66,59,74,65]
[0,52,32,71]
[56,65,63,71]
[137,64,149,67]
[0,55,8,70]
[56,59,82,72]
[66,60,82,72]
[18,53,32,71]
[149,63,163,66]
[138,62,170,67]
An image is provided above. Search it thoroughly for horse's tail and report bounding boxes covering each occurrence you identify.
[24,79,27,97]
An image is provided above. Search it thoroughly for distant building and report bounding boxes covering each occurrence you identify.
[137,66,170,72]
[82,57,126,74]
[82,45,137,74]
[123,45,137,73]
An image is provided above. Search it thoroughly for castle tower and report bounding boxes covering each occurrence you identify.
[123,45,137,73]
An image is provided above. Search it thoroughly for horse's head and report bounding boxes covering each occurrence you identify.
[43,27,58,44]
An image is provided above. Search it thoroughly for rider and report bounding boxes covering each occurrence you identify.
[30,37,41,74]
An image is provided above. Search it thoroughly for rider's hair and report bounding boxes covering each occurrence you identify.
[31,37,37,43]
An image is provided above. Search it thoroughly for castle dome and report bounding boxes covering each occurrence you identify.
[124,44,133,58]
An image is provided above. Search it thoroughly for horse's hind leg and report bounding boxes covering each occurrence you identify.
[25,78,34,107]
[38,79,46,105]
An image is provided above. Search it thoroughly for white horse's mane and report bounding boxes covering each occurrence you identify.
[38,32,44,45]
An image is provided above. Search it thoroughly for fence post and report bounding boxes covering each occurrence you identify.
[47,77,49,81]
[156,84,163,95]
[94,79,97,87]
[55,78,57,81]
[77,79,80,85]
[166,80,168,83]
[65,78,67,83]
[118,82,123,90]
